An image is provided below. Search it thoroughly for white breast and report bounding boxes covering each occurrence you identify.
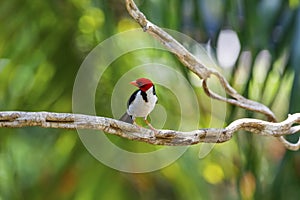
[127,86,157,119]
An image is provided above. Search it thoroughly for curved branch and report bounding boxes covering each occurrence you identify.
[0,111,299,150]
[125,0,276,122]
[202,77,275,122]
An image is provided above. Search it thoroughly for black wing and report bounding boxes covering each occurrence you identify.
[127,89,140,107]
[153,85,158,104]
[140,91,148,102]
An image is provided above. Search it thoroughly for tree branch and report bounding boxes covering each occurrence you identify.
[0,111,299,150]
[1,1,299,152]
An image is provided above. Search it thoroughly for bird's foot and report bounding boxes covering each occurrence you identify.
[144,119,157,131]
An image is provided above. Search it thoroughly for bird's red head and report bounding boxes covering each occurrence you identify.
[130,78,154,92]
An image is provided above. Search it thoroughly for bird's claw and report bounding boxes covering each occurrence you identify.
[144,119,155,130]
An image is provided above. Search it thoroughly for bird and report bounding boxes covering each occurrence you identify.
[120,78,158,130]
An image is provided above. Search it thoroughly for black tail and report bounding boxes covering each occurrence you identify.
[119,112,133,124]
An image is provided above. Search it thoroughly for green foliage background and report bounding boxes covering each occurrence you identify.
[0,0,300,199]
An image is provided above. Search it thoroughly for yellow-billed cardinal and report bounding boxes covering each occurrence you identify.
[120,78,158,130]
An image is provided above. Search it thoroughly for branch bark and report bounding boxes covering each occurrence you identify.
[0,111,299,150]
